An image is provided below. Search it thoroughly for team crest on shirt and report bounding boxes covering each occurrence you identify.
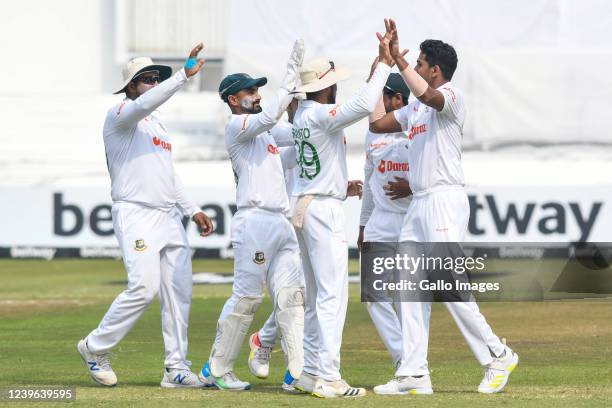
[253,251,265,264]
[134,239,148,252]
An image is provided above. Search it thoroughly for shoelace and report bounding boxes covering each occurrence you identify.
[254,346,271,363]
[225,371,239,383]
[97,352,115,370]
[483,364,505,382]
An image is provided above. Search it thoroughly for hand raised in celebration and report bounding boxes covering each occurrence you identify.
[184,43,206,78]
[376,21,394,66]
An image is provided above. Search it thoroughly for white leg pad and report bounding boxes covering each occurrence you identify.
[210,295,262,377]
[276,286,305,379]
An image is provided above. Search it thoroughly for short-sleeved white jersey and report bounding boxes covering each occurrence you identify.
[393,82,465,193]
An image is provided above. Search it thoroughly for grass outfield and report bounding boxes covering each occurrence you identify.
[1,259,611,407]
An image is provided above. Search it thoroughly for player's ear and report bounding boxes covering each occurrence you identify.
[228,94,239,108]
[432,65,441,78]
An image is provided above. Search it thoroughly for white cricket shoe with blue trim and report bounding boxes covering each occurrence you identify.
[77,339,117,387]
[199,361,250,391]
[161,368,205,388]
[281,369,299,393]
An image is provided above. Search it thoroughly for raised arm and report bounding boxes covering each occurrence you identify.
[388,19,445,112]
[114,44,206,128]
[320,29,394,134]
[232,40,305,143]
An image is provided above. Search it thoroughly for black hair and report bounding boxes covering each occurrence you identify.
[419,39,458,81]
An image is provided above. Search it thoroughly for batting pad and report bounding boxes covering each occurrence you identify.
[276,286,305,379]
[210,295,262,377]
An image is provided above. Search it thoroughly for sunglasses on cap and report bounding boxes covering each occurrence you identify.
[318,61,335,80]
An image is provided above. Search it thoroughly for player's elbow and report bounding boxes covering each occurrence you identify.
[369,121,384,133]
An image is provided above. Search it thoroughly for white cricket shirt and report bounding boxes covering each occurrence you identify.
[291,63,392,200]
[103,69,200,217]
[225,112,292,216]
[393,82,466,193]
[359,130,411,226]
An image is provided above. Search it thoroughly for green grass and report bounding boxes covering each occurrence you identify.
[1,259,611,407]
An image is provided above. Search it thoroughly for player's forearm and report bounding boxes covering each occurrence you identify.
[328,63,391,133]
[117,69,188,127]
[174,173,201,218]
[396,60,445,110]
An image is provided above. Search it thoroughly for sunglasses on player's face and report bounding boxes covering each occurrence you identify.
[134,75,160,85]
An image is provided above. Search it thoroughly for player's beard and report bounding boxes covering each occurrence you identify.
[240,95,262,114]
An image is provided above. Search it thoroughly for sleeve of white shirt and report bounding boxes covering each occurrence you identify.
[316,63,391,134]
[174,173,201,218]
[393,104,413,132]
[359,142,375,226]
[280,146,298,170]
[439,85,463,119]
[269,121,294,147]
[112,69,189,129]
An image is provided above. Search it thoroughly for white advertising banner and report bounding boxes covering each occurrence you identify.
[0,185,610,258]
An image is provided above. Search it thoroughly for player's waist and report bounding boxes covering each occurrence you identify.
[236,205,289,217]
[411,184,464,197]
[112,200,176,213]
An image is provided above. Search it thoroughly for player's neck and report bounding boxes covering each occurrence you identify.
[430,78,449,89]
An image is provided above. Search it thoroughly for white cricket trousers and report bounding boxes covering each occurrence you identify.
[87,202,193,370]
[362,208,405,366]
[296,196,348,381]
[396,186,505,376]
[216,208,302,329]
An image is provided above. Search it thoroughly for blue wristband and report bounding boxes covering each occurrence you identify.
[184,58,198,69]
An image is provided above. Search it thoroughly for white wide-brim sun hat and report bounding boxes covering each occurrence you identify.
[113,57,172,94]
[293,58,351,94]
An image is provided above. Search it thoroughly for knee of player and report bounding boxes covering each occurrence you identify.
[127,283,159,304]
[275,286,305,310]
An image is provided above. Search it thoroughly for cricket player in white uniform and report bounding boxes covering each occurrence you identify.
[246,95,364,392]
[197,40,306,391]
[77,44,215,388]
[370,20,519,395]
[283,28,394,399]
[358,72,412,372]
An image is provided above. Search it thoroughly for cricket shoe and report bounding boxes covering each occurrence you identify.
[373,375,433,395]
[478,344,519,394]
[199,361,250,391]
[312,378,366,398]
[294,371,318,394]
[77,339,117,387]
[161,368,205,388]
[281,369,299,393]
[247,332,271,379]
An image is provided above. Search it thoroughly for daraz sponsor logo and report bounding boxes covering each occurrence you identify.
[378,160,409,174]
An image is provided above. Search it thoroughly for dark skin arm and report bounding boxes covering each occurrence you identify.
[357,225,365,251]
[383,176,412,200]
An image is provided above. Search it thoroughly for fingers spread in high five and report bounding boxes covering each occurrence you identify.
[185,43,206,78]
[376,30,393,66]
